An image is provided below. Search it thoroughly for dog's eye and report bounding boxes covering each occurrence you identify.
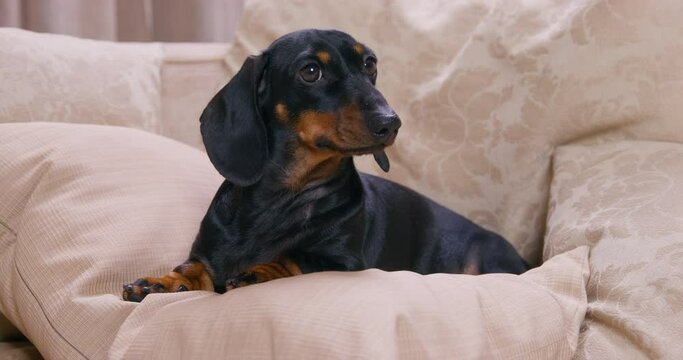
[363,56,377,76]
[300,63,322,83]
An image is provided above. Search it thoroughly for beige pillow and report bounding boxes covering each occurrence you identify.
[0,122,588,359]
[226,0,683,263]
[0,122,223,359]
[121,247,589,359]
[0,28,162,132]
[544,141,683,359]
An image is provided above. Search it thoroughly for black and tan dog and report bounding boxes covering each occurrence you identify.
[122,29,528,302]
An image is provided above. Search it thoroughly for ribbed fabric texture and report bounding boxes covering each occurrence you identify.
[0,123,588,359]
[0,123,222,359]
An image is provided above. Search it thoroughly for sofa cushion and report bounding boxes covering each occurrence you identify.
[544,141,683,359]
[0,122,588,359]
[224,0,683,263]
[0,28,162,132]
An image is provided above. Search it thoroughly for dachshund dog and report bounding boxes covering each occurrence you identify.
[123,29,528,302]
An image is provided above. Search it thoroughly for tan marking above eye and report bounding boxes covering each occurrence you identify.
[316,51,331,64]
[353,43,365,55]
[275,103,289,123]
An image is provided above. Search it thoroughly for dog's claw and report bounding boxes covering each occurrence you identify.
[122,278,166,302]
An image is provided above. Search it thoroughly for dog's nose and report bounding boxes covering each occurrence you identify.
[368,114,401,141]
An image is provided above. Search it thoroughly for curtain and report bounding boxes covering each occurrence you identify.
[0,0,244,42]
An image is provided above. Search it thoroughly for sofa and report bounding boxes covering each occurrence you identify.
[1,0,682,359]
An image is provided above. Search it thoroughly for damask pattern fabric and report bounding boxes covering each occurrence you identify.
[545,141,683,359]
[159,43,232,150]
[224,0,683,264]
[2,0,683,358]
[0,28,235,151]
[0,123,588,359]
[0,28,163,132]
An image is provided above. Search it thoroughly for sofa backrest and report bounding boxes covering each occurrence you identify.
[3,0,683,262]
[0,28,232,151]
[223,0,683,262]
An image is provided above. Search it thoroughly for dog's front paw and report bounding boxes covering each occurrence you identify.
[122,276,190,302]
[122,261,214,302]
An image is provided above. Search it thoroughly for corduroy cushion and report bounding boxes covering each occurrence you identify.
[0,123,588,359]
[0,122,222,359]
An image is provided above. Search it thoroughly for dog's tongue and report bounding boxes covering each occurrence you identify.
[373,150,390,172]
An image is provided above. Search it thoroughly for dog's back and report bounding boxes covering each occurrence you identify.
[359,173,528,274]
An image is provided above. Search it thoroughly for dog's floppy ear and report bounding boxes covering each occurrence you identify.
[200,55,268,186]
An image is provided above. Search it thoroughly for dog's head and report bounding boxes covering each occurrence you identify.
[200,29,400,189]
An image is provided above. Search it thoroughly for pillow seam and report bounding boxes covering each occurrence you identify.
[14,257,89,359]
[0,218,17,237]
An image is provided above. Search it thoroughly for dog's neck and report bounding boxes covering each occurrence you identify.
[219,157,365,262]
[257,154,353,196]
